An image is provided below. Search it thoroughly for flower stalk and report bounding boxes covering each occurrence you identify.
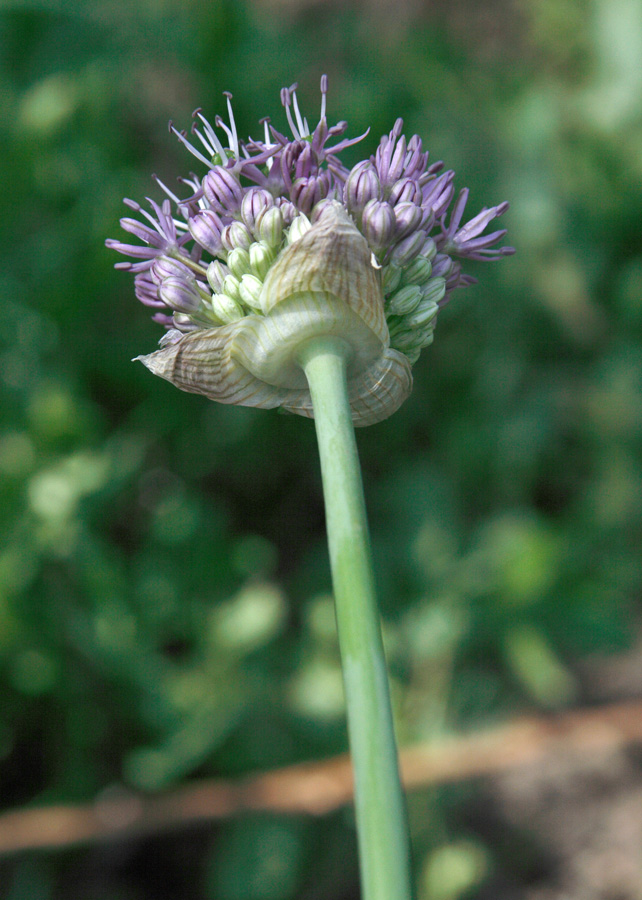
[107,76,514,900]
[298,336,413,900]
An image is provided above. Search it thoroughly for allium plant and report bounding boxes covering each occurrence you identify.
[108,76,513,900]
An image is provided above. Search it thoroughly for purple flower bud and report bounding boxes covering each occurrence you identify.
[188,208,223,255]
[150,256,194,285]
[375,119,406,187]
[281,140,319,188]
[241,188,274,234]
[389,177,421,207]
[135,272,164,308]
[344,161,382,219]
[430,253,455,279]
[393,202,424,241]
[311,197,339,223]
[221,221,253,252]
[361,199,396,254]
[390,230,427,266]
[159,275,202,313]
[202,165,245,213]
[276,199,297,227]
[291,172,331,215]
[172,312,199,331]
[423,171,455,218]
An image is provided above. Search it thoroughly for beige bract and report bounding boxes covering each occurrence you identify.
[137,203,413,427]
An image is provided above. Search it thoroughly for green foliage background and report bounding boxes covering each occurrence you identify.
[1,0,641,897]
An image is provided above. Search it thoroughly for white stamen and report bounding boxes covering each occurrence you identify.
[320,75,328,120]
[170,125,212,167]
[291,89,309,138]
[152,175,182,207]
[224,92,239,156]
[284,96,301,141]
[193,112,228,162]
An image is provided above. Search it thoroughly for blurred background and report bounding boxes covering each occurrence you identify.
[1,0,642,897]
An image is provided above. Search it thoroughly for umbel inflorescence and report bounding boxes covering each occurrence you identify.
[107,76,513,426]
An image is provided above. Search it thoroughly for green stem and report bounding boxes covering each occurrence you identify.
[298,336,413,900]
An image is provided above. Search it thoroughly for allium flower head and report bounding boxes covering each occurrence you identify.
[107,77,514,426]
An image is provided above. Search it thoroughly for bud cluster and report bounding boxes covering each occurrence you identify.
[107,77,513,367]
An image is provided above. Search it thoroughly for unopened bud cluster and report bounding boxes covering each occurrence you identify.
[107,77,513,421]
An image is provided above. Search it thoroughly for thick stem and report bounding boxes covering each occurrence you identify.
[298,336,414,900]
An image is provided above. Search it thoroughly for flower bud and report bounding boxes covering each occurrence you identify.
[390,230,426,266]
[241,188,274,234]
[277,200,297,227]
[222,273,242,303]
[206,260,229,293]
[405,297,440,328]
[211,293,244,323]
[430,253,454,279]
[238,274,264,311]
[203,166,244,213]
[188,209,223,255]
[344,161,382,221]
[249,241,276,280]
[221,221,253,253]
[159,275,202,313]
[227,247,251,280]
[421,236,437,262]
[420,276,447,306]
[386,284,423,316]
[287,213,312,245]
[150,256,194,285]
[172,312,199,331]
[256,206,284,248]
[400,256,432,286]
[291,173,331,215]
[382,263,403,294]
[361,200,395,255]
[393,201,423,240]
[389,177,421,206]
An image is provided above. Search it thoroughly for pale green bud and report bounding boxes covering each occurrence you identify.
[239,274,265,311]
[256,206,284,248]
[421,276,447,306]
[387,285,423,316]
[382,263,402,294]
[405,299,439,328]
[223,274,242,303]
[401,257,433,286]
[211,293,244,323]
[249,241,276,280]
[227,247,252,280]
[287,213,311,245]
[207,260,228,293]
